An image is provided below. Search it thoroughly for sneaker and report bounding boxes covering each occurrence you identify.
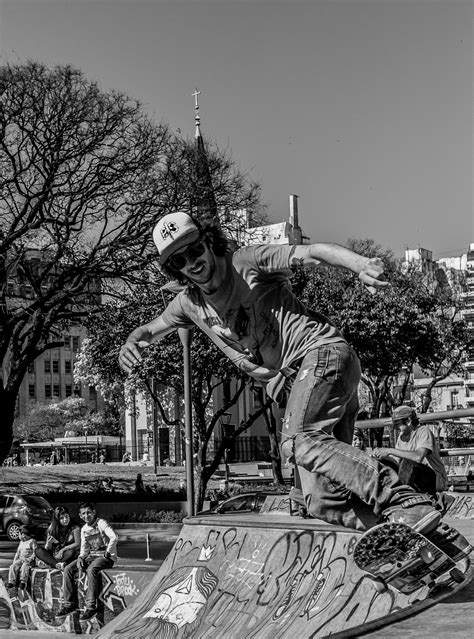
[382,493,441,535]
[56,606,77,617]
[80,607,97,621]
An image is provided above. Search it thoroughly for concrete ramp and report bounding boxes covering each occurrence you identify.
[97,504,471,639]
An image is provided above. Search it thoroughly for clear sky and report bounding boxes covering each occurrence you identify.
[0,0,472,259]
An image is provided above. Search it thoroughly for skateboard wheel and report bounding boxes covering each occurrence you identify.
[419,546,435,564]
[450,568,465,584]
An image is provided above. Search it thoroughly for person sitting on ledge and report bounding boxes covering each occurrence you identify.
[35,506,80,571]
[372,405,448,499]
[56,502,117,621]
[118,211,442,534]
[6,525,37,590]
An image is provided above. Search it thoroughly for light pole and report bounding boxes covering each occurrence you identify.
[161,282,196,516]
[220,412,232,489]
[178,327,195,516]
[83,426,88,463]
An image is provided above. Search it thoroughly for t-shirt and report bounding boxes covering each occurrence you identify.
[14,538,37,563]
[396,425,448,491]
[45,524,80,554]
[79,518,117,561]
[161,244,344,399]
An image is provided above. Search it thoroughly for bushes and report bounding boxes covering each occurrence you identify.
[111,509,185,523]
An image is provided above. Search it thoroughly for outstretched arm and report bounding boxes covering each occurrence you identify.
[119,315,175,374]
[292,243,388,294]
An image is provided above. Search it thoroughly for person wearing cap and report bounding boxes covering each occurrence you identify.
[372,405,448,497]
[119,211,442,533]
[6,525,37,590]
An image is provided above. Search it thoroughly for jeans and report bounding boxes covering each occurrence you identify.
[62,555,114,608]
[35,546,78,568]
[8,560,31,585]
[282,342,402,530]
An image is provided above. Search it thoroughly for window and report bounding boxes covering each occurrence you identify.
[45,384,52,399]
[64,336,71,350]
[64,360,72,374]
[53,384,60,397]
[28,384,35,398]
[44,360,51,373]
[72,337,80,352]
[73,384,81,397]
[65,385,72,397]
[52,360,59,373]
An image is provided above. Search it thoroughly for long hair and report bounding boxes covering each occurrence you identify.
[49,506,74,544]
[160,217,231,286]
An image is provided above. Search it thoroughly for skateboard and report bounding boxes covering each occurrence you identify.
[353,522,467,594]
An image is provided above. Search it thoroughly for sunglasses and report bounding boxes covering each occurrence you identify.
[167,241,206,271]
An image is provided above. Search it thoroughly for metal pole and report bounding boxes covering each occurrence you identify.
[178,328,194,516]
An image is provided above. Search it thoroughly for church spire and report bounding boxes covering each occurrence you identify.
[191,88,217,219]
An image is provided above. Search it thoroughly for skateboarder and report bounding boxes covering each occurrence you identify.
[119,211,441,533]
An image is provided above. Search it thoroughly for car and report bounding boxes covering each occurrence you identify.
[199,491,290,516]
[0,494,53,541]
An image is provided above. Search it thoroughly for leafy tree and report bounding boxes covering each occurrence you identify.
[292,238,470,420]
[12,396,103,442]
[0,61,262,464]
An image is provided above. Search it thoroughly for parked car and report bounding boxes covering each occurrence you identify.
[0,494,53,540]
[199,491,290,516]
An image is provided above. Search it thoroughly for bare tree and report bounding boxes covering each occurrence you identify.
[0,62,262,463]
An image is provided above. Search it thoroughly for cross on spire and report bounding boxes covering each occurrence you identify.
[193,88,201,138]
[192,88,201,110]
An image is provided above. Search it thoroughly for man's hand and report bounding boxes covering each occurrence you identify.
[103,551,111,560]
[77,557,86,570]
[358,257,388,294]
[118,340,150,374]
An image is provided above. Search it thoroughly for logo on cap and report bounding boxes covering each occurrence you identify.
[161,221,179,240]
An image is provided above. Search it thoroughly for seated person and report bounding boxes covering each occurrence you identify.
[57,502,117,621]
[36,506,80,570]
[7,525,37,589]
[372,405,448,498]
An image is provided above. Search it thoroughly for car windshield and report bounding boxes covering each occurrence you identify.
[219,495,255,513]
[21,496,51,510]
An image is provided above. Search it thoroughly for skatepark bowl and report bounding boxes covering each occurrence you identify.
[0,492,472,637]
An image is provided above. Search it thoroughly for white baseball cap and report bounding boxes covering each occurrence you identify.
[152,212,200,263]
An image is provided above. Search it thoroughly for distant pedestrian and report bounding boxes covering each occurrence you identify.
[122,452,131,463]
[99,452,106,464]
[135,473,145,494]
[6,525,37,590]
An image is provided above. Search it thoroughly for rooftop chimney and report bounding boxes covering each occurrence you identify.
[289,194,299,229]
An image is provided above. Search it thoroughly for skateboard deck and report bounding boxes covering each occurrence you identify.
[353,521,466,594]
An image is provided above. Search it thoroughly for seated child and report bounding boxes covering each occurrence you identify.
[6,525,37,589]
